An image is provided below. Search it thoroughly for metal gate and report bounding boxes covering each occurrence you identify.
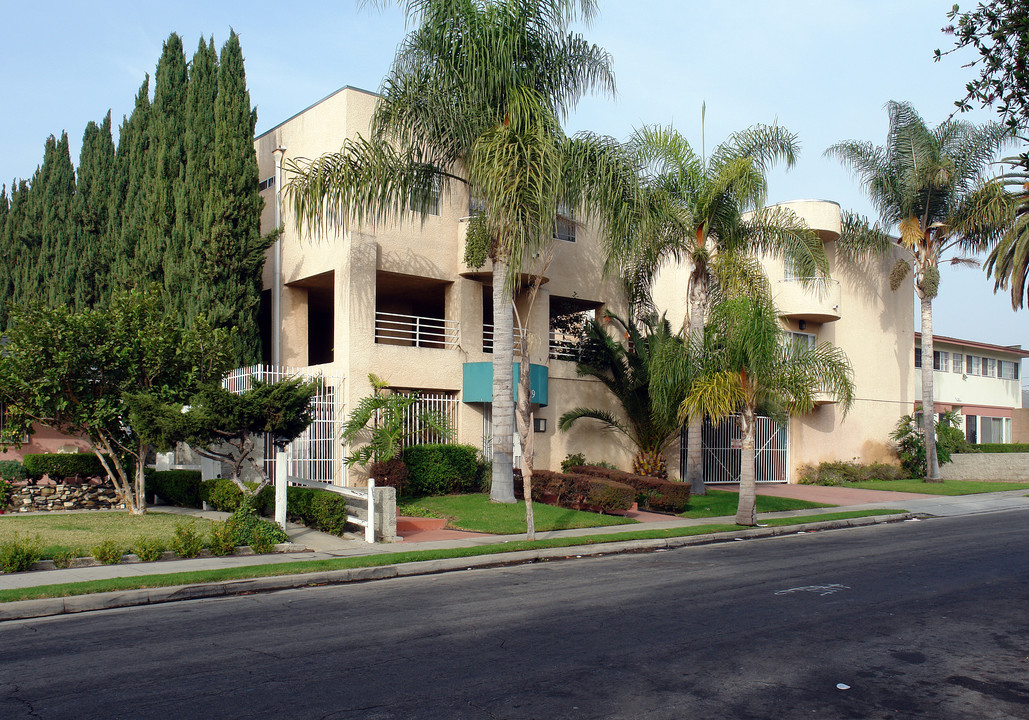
[680,415,789,484]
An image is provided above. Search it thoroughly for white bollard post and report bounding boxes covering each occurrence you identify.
[275,450,287,532]
[366,477,376,544]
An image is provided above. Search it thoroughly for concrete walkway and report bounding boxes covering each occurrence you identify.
[3,485,1029,594]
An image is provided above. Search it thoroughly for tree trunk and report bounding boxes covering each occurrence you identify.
[684,271,708,495]
[515,355,535,540]
[919,291,942,482]
[490,259,516,503]
[132,439,148,515]
[735,406,758,526]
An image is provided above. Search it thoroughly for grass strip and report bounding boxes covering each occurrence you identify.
[0,510,905,604]
[842,479,1029,495]
[680,489,833,518]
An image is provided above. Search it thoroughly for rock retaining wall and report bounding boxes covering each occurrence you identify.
[5,477,125,512]
[941,453,1029,481]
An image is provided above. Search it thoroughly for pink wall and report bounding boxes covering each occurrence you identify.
[0,424,92,463]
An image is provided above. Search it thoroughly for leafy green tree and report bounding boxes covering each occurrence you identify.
[129,377,319,501]
[826,100,1011,481]
[936,1,1029,130]
[559,313,688,478]
[662,269,854,526]
[0,289,232,514]
[287,0,634,504]
[612,121,827,495]
[984,146,1029,308]
[892,409,968,478]
[72,112,116,310]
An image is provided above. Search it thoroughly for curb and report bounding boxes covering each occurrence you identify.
[0,513,920,622]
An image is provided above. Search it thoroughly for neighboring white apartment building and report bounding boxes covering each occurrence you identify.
[914,334,1029,444]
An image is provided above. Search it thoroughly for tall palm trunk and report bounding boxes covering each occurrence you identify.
[919,288,942,482]
[490,259,516,503]
[684,267,709,495]
[735,405,757,526]
[515,354,536,540]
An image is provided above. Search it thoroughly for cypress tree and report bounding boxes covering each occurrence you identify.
[0,185,10,327]
[25,133,76,308]
[72,112,116,310]
[113,77,152,286]
[1,180,32,323]
[137,33,188,285]
[201,31,269,364]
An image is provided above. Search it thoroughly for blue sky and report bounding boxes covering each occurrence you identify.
[2,1,1025,360]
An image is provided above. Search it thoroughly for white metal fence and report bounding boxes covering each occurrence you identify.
[482,323,526,355]
[375,311,460,349]
[224,365,345,484]
[389,390,460,450]
[680,415,789,484]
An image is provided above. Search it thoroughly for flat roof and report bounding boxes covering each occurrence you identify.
[915,332,1029,358]
[255,85,379,141]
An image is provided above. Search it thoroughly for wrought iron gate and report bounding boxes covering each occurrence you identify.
[680,415,789,484]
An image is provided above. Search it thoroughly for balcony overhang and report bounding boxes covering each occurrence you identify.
[774,279,842,323]
[462,361,549,406]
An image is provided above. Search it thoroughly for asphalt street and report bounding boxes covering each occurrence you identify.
[1,510,1027,719]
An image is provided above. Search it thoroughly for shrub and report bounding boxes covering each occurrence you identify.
[368,457,410,496]
[145,469,203,508]
[0,534,42,573]
[132,536,165,562]
[971,443,1029,453]
[287,487,352,536]
[561,453,587,472]
[892,411,968,477]
[515,469,635,514]
[567,465,690,513]
[208,521,237,556]
[200,478,274,514]
[797,461,906,485]
[402,443,479,496]
[0,460,28,483]
[52,549,77,568]
[228,505,288,552]
[0,476,10,509]
[171,521,205,558]
[22,453,107,479]
[91,539,123,565]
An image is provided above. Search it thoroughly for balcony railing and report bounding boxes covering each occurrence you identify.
[375,312,460,349]
[549,329,586,361]
[482,323,526,355]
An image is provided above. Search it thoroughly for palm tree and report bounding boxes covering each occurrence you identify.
[826,101,1011,481]
[665,269,855,526]
[558,312,688,478]
[984,146,1029,309]
[286,0,635,503]
[610,120,829,495]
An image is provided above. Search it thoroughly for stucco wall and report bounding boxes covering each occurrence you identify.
[941,453,1029,481]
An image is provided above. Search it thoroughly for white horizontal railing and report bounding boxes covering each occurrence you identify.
[549,329,585,361]
[375,312,460,349]
[482,323,526,355]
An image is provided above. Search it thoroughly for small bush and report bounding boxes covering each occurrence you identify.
[0,476,10,508]
[515,470,635,514]
[567,465,690,513]
[52,549,77,569]
[368,458,410,496]
[91,539,123,565]
[561,453,587,472]
[0,460,28,483]
[0,534,42,573]
[200,478,273,514]
[132,536,165,562]
[396,503,444,519]
[797,460,906,485]
[23,453,108,479]
[228,505,288,552]
[208,521,237,556]
[146,469,203,508]
[171,521,205,559]
[971,443,1029,454]
[402,444,479,496]
[286,487,352,536]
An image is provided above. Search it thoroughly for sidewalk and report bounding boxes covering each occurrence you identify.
[4,486,1028,596]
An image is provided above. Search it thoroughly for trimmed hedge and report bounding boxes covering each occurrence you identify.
[970,443,1029,454]
[514,469,635,514]
[145,469,203,508]
[797,460,906,485]
[286,487,352,536]
[567,465,691,513]
[402,443,480,496]
[200,478,274,515]
[23,453,107,479]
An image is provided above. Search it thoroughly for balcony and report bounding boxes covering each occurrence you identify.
[549,329,586,362]
[482,323,526,355]
[774,278,841,323]
[374,312,460,349]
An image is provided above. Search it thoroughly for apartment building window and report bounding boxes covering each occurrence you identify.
[984,357,997,378]
[788,331,817,354]
[952,353,963,373]
[966,355,981,375]
[1000,360,1020,380]
[258,176,276,192]
[978,416,1011,444]
[468,191,487,215]
[914,348,922,368]
[933,350,949,372]
[409,178,441,216]
[553,208,576,243]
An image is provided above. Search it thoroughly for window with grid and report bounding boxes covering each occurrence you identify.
[914,348,922,368]
[933,350,949,372]
[788,331,817,355]
[409,178,441,216]
[952,352,963,373]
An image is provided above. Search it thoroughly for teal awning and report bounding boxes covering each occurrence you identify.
[462,362,548,406]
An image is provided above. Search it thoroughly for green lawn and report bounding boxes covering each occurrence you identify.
[0,509,906,604]
[400,493,638,534]
[679,489,833,518]
[0,512,215,559]
[844,479,1029,495]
